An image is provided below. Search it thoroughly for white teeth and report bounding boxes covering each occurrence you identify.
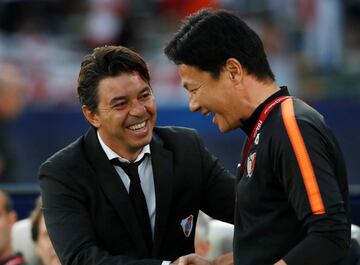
[128,121,146,131]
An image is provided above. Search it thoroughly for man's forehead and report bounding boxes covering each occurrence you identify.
[178,66,199,90]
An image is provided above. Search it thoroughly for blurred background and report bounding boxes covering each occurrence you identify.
[0,0,359,222]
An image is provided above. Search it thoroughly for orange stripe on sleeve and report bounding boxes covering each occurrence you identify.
[281,99,325,215]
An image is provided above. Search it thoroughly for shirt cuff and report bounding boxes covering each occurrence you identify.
[161,261,171,265]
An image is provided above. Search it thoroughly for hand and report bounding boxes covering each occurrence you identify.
[173,252,233,265]
[274,260,287,265]
[170,257,180,265]
[177,254,213,265]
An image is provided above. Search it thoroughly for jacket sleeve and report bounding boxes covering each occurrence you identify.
[39,167,163,265]
[274,116,350,265]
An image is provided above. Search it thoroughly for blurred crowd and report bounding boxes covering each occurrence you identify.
[0,64,24,182]
[0,190,61,265]
[0,2,359,263]
[1,0,360,183]
[0,0,359,109]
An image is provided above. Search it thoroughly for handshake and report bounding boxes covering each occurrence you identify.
[170,252,233,265]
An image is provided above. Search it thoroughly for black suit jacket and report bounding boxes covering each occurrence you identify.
[39,126,235,265]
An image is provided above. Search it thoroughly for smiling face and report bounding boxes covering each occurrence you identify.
[83,72,157,160]
[178,64,243,133]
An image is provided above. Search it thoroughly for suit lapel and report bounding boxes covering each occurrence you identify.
[150,131,174,256]
[83,128,148,253]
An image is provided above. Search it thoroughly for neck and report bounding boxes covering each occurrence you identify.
[121,150,142,162]
[243,77,279,119]
[110,144,142,162]
[252,81,279,108]
[97,130,143,162]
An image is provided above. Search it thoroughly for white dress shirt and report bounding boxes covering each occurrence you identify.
[97,132,171,265]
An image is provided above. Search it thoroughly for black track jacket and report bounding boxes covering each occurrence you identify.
[234,87,350,265]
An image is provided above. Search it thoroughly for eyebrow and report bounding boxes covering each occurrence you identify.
[109,86,151,106]
[183,82,200,92]
[140,86,152,94]
[109,96,126,106]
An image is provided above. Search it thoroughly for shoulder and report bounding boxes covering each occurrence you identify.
[280,97,325,125]
[154,125,198,135]
[153,126,204,152]
[268,97,326,133]
[154,126,199,141]
[39,135,85,176]
[270,97,333,149]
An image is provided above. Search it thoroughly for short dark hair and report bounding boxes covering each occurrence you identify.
[30,196,42,242]
[164,9,275,81]
[77,45,151,112]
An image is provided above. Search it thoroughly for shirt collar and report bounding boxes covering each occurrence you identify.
[97,130,151,163]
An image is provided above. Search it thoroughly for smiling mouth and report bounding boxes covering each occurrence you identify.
[127,121,146,131]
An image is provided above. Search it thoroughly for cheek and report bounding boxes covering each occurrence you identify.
[190,92,198,102]
[146,100,157,115]
[110,111,127,124]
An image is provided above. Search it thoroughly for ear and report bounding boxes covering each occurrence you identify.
[224,58,244,82]
[82,105,101,128]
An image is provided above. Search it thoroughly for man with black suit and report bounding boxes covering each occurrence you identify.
[39,45,235,265]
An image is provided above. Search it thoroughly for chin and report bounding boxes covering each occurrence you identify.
[218,125,234,133]
[143,132,153,144]
[134,135,152,149]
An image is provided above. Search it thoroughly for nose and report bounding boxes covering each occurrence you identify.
[129,100,146,116]
[189,94,200,112]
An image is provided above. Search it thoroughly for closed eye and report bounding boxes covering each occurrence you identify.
[111,100,127,110]
[139,86,153,100]
[189,87,200,94]
[140,91,151,100]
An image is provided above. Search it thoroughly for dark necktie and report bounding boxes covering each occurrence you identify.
[111,155,153,252]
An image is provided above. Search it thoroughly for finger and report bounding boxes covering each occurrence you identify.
[178,257,186,265]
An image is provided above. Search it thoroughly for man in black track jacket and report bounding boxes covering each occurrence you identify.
[165,8,351,265]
